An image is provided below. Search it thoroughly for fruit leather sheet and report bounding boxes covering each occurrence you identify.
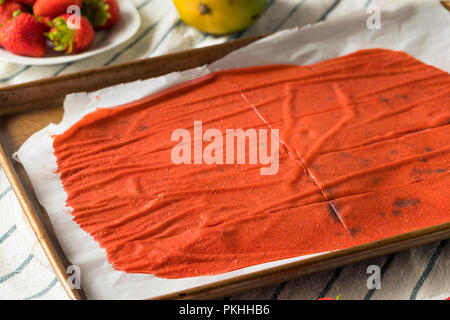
[14,0,450,299]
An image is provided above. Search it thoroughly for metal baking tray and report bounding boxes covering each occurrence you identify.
[0,22,449,300]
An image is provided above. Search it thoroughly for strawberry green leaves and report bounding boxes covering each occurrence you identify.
[46,17,75,53]
[82,0,110,28]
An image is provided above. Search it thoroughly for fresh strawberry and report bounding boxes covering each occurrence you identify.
[46,14,94,54]
[33,0,82,19]
[0,0,28,26]
[14,0,37,6]
[0,12,46,57]
[82,0,119,29]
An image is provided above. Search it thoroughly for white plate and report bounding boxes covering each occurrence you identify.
[0,0,141,65]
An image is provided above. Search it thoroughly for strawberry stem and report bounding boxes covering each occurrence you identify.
[12,10,22,18]
[45,17,75,54]
[82,0,111,28]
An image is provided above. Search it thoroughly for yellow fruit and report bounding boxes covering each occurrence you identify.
[173,0,267,35]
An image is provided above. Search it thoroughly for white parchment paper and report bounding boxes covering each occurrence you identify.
[14,0,450,299]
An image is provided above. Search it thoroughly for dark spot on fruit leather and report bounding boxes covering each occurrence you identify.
[393,198,420,208]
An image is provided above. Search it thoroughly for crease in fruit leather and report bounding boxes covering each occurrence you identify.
[13,1,450,299]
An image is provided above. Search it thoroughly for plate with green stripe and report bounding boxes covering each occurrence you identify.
[0,0,141,66]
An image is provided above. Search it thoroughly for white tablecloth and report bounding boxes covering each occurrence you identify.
[0,0,448,300]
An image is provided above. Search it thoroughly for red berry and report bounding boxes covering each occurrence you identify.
[101,0,119,29]
[46,14,94,54]
[0,12,46,57]
[33,0,83,19]
[0,0,29,26]
[82,0,120,29]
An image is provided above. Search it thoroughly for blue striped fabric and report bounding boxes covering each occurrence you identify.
[0,186,12,201]
[23,277,59,301]
[0,225,16,245]
[273,0,308,32]
[317,267,344,299]
[363,254,396,300]
[409,241,448,300]
[0,0,448,300]
[0,66,30,83]
[0,254,34,284]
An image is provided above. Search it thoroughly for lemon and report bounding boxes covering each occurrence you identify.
[173,0,267,35]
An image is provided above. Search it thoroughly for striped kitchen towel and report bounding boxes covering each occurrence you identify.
[0,0,448,300]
